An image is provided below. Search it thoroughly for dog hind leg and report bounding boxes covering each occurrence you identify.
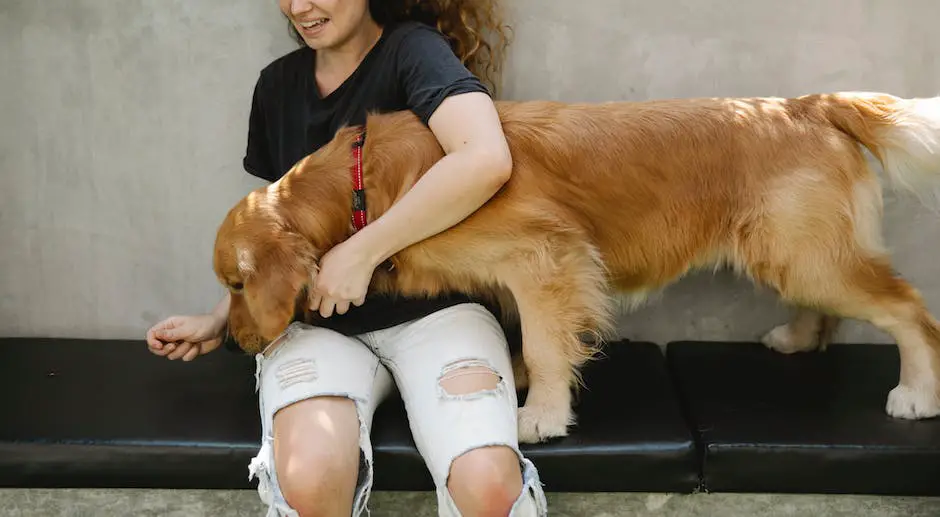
[747,211,940,420]
[762,308,841,354]
[776,257,940,419]
[744,153,940,418]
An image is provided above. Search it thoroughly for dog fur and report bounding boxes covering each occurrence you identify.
[213,91,940,443]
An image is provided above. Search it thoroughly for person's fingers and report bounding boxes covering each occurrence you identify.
[201,338,220,356]
[319,298,335,318]
[353,294,366,307]
[150,318,175,340]
[335,300,350,315]
[146,327,164,351]
[182,345,201,362]
[308,292,322,312]
[167,342,191,361]
[158,317,196,343]
[152,340,177,357]
[148,317,182,347]
[149,343,170,356]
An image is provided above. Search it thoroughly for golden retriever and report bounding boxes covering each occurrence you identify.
[213,91,940,443]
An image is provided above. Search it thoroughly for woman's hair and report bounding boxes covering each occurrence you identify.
[287,0,512,94]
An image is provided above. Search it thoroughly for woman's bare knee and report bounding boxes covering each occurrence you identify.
[448,445,523,517]
[273,396,362,517]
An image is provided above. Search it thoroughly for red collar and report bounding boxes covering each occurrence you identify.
[350,129,367,231]
[348,128,394,272]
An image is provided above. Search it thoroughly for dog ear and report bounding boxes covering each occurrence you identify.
[240,231,317,341]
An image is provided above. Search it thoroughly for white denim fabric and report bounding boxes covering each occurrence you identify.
[249,303,548,517]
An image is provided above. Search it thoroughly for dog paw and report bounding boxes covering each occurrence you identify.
[886,384,940,419]
[517,404,572,443]
[761,324,819,354]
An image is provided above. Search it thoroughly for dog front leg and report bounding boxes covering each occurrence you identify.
[513,305,583,443]
[503,245,611,443]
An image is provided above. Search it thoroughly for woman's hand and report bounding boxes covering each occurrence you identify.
[309,237,378,317]
[146,313,226,361]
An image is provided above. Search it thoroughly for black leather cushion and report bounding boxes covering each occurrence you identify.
[0,337,699,493]
[0,338,261,489]
[667,341,940,496]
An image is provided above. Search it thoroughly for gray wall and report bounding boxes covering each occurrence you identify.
[2,0,939,345]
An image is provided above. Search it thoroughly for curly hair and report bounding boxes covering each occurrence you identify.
[287,0,512,94]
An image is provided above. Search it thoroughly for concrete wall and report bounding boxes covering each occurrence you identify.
[2,0,939,345]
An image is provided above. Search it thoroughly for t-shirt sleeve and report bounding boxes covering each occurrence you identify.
[242,74,276,182]
[395,24,492,126]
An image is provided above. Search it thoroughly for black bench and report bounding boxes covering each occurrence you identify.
[0,337,698,493]
[2,336,939,497]
[667,341,940,496]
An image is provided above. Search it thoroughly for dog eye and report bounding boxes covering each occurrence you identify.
[230,282,244,292]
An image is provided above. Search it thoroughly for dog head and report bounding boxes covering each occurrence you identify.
[212,191,319,354]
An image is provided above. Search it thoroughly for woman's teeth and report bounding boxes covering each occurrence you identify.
[300,19,328,30]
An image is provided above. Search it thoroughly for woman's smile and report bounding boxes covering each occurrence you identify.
[297,17,329,37]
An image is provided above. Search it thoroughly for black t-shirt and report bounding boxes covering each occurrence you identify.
[237,21,494,339]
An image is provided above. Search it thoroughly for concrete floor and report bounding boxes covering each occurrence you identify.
[1,490,938,517]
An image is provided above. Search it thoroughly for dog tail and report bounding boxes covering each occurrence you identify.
[817,91,940,206]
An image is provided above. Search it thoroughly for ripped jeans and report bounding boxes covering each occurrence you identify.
[249,303,548,516]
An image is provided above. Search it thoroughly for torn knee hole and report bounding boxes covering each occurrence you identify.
[439,360,502,396]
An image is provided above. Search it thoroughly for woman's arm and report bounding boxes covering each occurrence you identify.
[310,91,512,317]
[211,291,233,325]
[357,91,510,264]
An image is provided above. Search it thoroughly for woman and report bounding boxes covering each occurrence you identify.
[145,1,548,516]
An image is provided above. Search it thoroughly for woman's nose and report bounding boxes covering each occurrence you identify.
[290,0,312,15]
